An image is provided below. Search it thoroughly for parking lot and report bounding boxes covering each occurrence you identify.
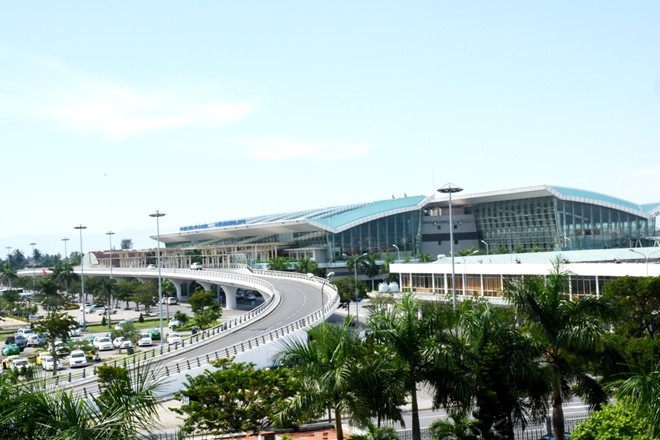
[2,296,264,370]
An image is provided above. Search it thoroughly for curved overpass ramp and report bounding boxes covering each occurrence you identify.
[28,267,338,398]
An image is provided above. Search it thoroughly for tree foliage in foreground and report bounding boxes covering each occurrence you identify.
[174,358,297,435]
[571,400,653,440]
[0,362,165,439]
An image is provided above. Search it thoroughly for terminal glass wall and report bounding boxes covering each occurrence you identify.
[472,197,558,252]
[326,211,422,262]
[471,196,653,252]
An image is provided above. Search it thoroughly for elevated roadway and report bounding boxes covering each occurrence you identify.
[18,266,339,398]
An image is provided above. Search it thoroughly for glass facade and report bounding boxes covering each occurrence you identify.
[326,211,422,262]
[470,196,652,252]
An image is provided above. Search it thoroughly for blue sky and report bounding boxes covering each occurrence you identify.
[1,2,658,256]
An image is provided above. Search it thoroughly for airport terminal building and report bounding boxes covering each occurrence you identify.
[92,184,658,302]
[104,184,658,269]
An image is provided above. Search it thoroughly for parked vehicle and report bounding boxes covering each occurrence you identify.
[12,335,28,351]
[9,357,30,372]
[112,337,133,349]
[2,344,20,356]
[16,327,35,337]
[167,332,182,345]
[114,319,133,330]
[26,334,47,347]
[137,333,153,347]
[68,349,88,368]
[148,328,161,340]
[41,355,64,371]
[93,336,114,351]
[190,262,203,270]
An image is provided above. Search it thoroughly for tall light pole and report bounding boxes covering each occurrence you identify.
[29,242,36,290]
[480,240,489,255]
[392,244,400,262]
[563,236,572,251]
[106,231,115,327]
[74,224,87,331]
[150,210,166,343]
[438,183,463,311]
[629,248,660,276]
[61,237,69,261]
[5,247,11,291]
[348,252,368,326]
[321,272,335,314]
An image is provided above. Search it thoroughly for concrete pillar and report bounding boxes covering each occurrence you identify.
[221,285,238,310]
[169,279,184,301]
[197,281,213,291]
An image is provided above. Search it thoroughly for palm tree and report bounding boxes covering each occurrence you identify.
[505,259,616,440]
[368,293,457,440]
[268,257,290,271]
[50,260,78,301]
[0,362,165,439]
[361,254,381,291]
[275,320,365,440]
[608,362,660,438]
[453,301,549,438]
[0,262,17,291]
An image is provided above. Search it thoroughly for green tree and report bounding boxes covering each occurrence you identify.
[571,400,653,440]
[115,278,139,309]
[268,257,290,271]
[361,254,381,291]
[35,276,66,312]
[49,260,78,300]
[189,290,216,314]
[174,358,296,435]
[368,293,457,440]
[193,303,221,330]
[133,280,157,312]
[275,320,365,440]
[332,276,368,305]
[34,312,80,377]
[0,362,165,439]
[505,259,617,440]
[296,257,320,276]
[454,301,549,439]
[608,364,660,438]
[602,276,660,339]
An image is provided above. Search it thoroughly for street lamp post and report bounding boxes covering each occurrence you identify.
[150,210,166,343]
[629,248,660,276]
[392,244,400,262]
[5,247,11,291]
[29,242,36,290]
[351,253,368,326]
[438,183,463,311]
[106,231,115,327]
[74,224,87,331]
[321,272,335,315]
[480,240,489,255]
[61,237,69,261]
[563,236,572,251]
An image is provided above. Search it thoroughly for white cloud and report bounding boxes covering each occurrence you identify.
[0,47,254,140]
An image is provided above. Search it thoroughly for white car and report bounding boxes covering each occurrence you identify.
[113,337,133,349]
[190,262,203,270]
[161,296,178,305]
[167,319,180,329]
[137,333,153,347]
[26,334,47,347]
[16,327,35,337]
[167,332,183,345]
[93,336,114,351]
[9,357,30,371]
[41,355,64,371]
[68,350,88,368]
